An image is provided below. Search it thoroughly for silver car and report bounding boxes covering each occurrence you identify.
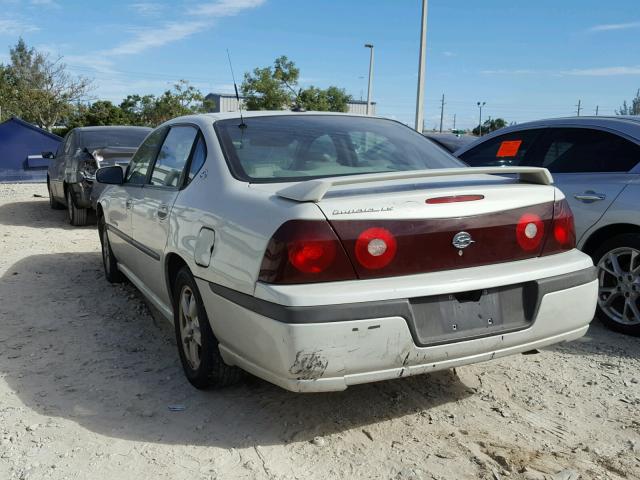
[455,116,640,335]
[94,112,597,392]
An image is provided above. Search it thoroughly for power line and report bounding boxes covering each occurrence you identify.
[439,93,445,133]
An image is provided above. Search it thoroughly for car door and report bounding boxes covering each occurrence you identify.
[51,132,74,199]
[106,127,167,271]
[525,127,640,243]
[130,124,200,302]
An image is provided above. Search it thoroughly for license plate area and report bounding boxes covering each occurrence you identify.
[409,283,536,347]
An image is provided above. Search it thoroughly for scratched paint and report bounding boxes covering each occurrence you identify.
[289,351,329,380]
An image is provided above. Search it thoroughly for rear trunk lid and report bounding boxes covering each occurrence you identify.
[258,168,561,279]
[90,146,138,169]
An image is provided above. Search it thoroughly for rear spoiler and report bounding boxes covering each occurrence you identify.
[276,167,554,203]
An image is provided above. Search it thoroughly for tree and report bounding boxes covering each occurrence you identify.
[69,100,128,127]
[297,85,351,112]
[472,118,508,136]
[616,89,640,115]
[242,56,352,111]
[2,38,92,130]
[118,80,210,127]
[242,56,296,110]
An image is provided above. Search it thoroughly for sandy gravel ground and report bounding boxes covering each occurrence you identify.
[0,183,639,480]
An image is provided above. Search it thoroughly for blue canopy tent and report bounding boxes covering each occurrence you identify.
[0,117,62,182]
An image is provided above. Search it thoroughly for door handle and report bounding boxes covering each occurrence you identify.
[125,199,133,209]
[157,205,169,219]
[573,192,606,202]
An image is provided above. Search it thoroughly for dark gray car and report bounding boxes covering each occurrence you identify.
[423,132,476,153]
[455,116,640,335]
[46,126,151,225]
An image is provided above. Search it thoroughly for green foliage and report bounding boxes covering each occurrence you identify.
[297,85,351,112]
[117,80,210,126]
[472,118,508,136]
[616,89,640,115]
[242,56,351,112]
[1,38,92,130]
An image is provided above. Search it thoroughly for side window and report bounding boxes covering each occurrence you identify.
[149,125,198,187]
[125,127,166,185]
[62,132,75,156]
[535,128,640,173]
[186,135,207,185]
[458,130,542,167]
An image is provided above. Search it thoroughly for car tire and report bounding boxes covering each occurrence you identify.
[593,233,640,336]
[66,188,88,226]
[98,216,125,283]
[173,267,243,389]
[48,181,64,210]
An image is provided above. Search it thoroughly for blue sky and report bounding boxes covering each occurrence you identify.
[1,0,639,129]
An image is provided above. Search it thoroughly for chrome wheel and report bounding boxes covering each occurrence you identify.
[178,286,202,370]
[597,247,640,326]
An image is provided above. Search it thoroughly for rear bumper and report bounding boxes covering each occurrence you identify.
[196,252,597,392]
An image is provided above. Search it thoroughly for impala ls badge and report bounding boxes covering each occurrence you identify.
[452,231,475,256]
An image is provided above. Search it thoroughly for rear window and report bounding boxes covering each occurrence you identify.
[80,129,150,149]
[215,115,463,183]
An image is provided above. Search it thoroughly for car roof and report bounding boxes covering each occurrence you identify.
[72,126,152,132]
[455,116,640,155]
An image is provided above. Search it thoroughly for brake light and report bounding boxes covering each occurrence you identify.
[516,213,544,251]
[354,227,397,269]
[542,199,576,254]
[426,194,484,204]
[288,238,336,273]
[258,220,356,284]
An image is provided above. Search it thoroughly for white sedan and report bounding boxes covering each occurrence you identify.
[95,112,597,392]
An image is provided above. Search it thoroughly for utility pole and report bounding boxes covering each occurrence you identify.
[595,105,599,116]
[414,0,428,132]
[364,44,374,116]
[438,93,445,133]
[477,101,486,136]
[453,113,456,130]
[576,99,582,116]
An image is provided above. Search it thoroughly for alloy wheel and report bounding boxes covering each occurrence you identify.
[178,286,202,370]
[597,247,640,326]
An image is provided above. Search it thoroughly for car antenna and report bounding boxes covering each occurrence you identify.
[226,49,247,129]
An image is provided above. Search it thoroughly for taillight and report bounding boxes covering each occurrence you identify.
[542,199,576,254]
[258,220,356,284]
[354,227,397,269]
[515,213,544,251]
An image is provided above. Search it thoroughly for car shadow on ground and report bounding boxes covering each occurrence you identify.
[0,199,96,228]
[0,252,473,448]
[549,319,639,360]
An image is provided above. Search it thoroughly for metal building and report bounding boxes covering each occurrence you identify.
[205,93,376,116]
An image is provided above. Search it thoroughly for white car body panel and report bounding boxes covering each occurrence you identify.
[97,111,598,392]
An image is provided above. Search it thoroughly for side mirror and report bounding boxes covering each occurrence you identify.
[96,166,124,185]
[42,151,55,159]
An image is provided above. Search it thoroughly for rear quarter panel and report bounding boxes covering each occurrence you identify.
[164,119,325,296]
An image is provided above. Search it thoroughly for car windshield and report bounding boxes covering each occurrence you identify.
[215,115,464,183]
[81,129,150,149]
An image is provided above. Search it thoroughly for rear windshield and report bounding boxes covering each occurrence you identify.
[80,129,150,149]
[215,115,464,183]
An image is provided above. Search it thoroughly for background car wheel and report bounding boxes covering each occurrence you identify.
[173,267,242,389]
[48,181,64,210]
[593,233,640,336]
[66,188,88,226]
[98,216,124,283]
